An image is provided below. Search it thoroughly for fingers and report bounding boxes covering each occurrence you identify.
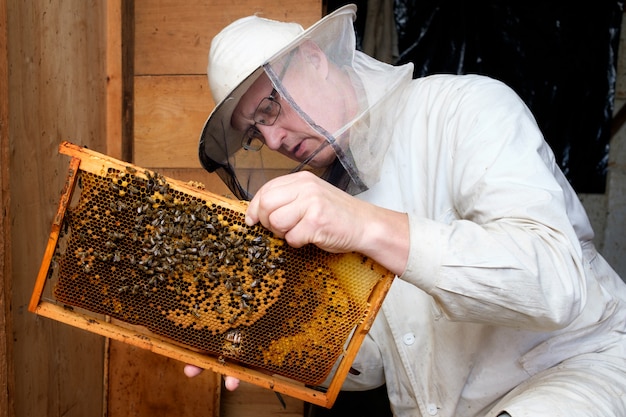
[183,364,204,378]
[224,376,240,391]
[245,172,326,237]
[245,173,302,232]
[245,171,362,251]
[184,365,241,391]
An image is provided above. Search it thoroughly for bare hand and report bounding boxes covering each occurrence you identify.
[246,171,370,252]
[245,171,409,275]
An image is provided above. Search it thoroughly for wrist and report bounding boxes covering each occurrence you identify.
[359,206,409,276]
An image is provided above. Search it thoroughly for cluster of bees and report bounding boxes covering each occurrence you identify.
[58,166,288,338]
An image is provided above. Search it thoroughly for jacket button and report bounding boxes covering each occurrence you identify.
[427,403,438,415]
[402,333,415,345]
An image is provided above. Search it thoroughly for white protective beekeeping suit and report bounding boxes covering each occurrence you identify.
[198,5,626,417]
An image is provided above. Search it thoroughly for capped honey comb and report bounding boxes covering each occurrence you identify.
[30,142,394,407]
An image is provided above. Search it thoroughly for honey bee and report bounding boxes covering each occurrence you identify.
[224,329,242,345]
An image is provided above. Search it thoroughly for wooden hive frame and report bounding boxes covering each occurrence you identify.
[29,141,394,408]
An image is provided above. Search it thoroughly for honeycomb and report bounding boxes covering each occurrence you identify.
[47,162,390,386]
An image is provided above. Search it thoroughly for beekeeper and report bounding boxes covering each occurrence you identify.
[186,5,626,416]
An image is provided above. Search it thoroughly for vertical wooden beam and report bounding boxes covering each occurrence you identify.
[106,0,123,160]
[0,0,14,415]
[106,0,134,163]
[122,0,135,163]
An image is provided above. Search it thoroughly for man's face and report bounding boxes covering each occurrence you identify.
[230,48,344,169]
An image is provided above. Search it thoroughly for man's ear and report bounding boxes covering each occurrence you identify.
[299,40,329,78]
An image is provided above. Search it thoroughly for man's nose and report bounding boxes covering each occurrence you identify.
[258,125,284,151]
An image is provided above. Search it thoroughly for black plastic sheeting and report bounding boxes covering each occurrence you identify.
[328,1,624,193]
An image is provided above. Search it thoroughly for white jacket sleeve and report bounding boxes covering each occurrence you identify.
[399,75,590,331]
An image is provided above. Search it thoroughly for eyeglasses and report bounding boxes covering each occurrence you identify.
[241,88,281,151]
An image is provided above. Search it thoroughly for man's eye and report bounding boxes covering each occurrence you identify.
[257,106,274,121]
[254,98,279,125]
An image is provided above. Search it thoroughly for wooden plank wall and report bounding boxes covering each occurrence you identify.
[2,1,320,416]
[4,1,109,416]
[133,0,322,172]
[115,1,322,417]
